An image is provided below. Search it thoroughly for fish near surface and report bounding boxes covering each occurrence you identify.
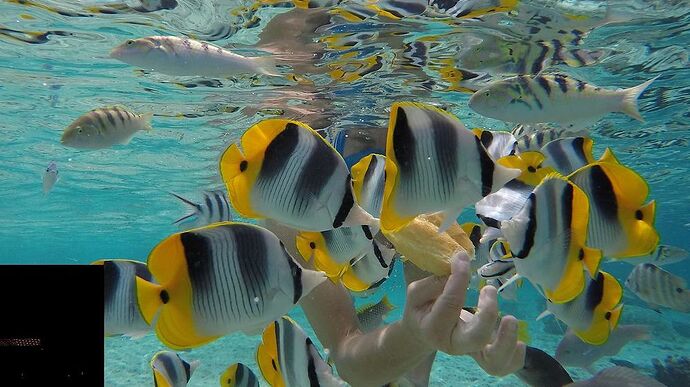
[500,174,602,303]
[555,325,650,372]
[61,106,152,149]
[110,36,279,77]
[219,119,377,231]
[135,222,327,349]
[381,101,520,233]
[625,263,690,313]
[468,74,658,129]
[351,153,386,218]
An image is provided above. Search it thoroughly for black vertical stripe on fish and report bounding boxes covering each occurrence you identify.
[204,195,214,219]
[532,43,550,74]
[553,74,568,93]
[213,192,225,222]
[517,76,533,96]
[586,272,606,312]
[259,123,299,180]
[363,154,379,188]
[372,242,388,267]
[469,225,482,248]
[392,108,417,178]
[571,137,587,166]
[295,131,339,215]
[333,175,355,228]
[362,225,373,240]
[547,139,570,172]
[475,136,495,197]
[104,110,117,127]
[561,183,574,247]
[236,362,245,383]
[430,110,458,201]
[158,354,180,384]
[182,231,216,320]
[93,110,108,130]
[235,227,268,316]
[537,75,552,96]
[182,356,191,381]
[550,39,563,63]
[133,261,153,282]
[588,165,618,221]
[103,261,119,308]
[284,243,303,304]
[112,107,127,124]
[480,130,494,149]
[306,338,320,387]
[514,193,537,259]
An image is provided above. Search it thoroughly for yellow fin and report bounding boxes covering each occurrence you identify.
[256,321,287,387]
[545,252,585,304]
[498,151,554,186]
[380,150,414,232]
[582,246,603,278]
[340,266,372,292]
[153,368,172,387]
[351,154,375,203]
[517,320,531,344]
[135,276,162,326]
[313,249,350,279]
[598,147,620,164]
[239,119,291,159]
[295,232,318,263]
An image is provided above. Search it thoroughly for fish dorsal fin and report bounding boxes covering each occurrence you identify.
[598,147,620,164]
[351,154,375,202]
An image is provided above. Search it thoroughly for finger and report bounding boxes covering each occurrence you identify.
[460,285,499,349]
[406,274,448,309]
[509,341,527,373]
[426,251,472,335]
[484,315,519,368]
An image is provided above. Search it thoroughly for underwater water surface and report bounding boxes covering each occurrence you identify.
[1,0,689,386]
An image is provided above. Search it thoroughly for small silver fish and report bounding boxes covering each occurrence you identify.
[42,161,59,194]
[61,106,152,149]
[619,245,688,266]
[110,36,279,77]
[555,325,651,373]
[171,190,233,228]
[625,263,690,313]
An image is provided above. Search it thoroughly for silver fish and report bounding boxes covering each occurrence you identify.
[42,161,59,194]
[150,351,200,387]
[61,106,152,149]
[171,190,233,228]
[555,325,651,373]
[619,245,688,266]
[625,263,690,313]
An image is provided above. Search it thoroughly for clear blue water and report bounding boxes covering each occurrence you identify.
[1,0,689,386]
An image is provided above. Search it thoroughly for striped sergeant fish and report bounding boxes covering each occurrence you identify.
[501,174,602,304]
[219,119,377,232]
[135,222,327,349]
[150,351,200,387]
[221,363,259,387]
[110,36,279,77]
[381,102,520,233]
[257,316,348,387]
[544,271,623,345]
[468,74,658,129]
[171,190,233,228]
[295,225,377,278]
[457,34,610,75]
[569,152,659,259]
[351,154,386,218]
[429,0,518,18]
[621,244,688,266]
[61,106,152,149]
[625,263,690,313]
[512,123,589,152]
[569,366,665,387]
[92,259,152,339]
[329,0,427,22]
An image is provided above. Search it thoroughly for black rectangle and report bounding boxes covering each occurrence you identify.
[0,265,104,386]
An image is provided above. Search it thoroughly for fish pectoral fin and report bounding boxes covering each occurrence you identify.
[536,309,553,321]
[496,273,521,293]
[437,207,463,234]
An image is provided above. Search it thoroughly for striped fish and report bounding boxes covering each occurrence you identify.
[478,240,515,279]
[476,151,554,228]
[472,128,518,160]
[219,119,377,232]
[61,106,152,149]
[341,240,397,293]
[92,259,152,339]
[429,0,518,18]
[545,271,623,345]
[356,296,395,332]
[625,263,690,313]
[171,190,233,228]
[257,316,347,387]
[568,153,658,259]
[135,222,327,349]
[110,36,279,77]
[381,102,520,233]
[469,74,658,128]
[150,351,200,387]
[620,244,688,266]
[458,34,610,75]
[501,174,602,304]
[512,123,589,152]
[540,137,595,175]
[295,225,377,278]
[351,154,386,218]
[220,363,259,387]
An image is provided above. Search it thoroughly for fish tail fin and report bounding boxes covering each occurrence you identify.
[169,192,201,224]
[141,112,154,131]
[598,147,620,164]
[253,56,280,77]
[299,268,329,299]
[491,162,522,192]
[380,295,395,311]
[340,265,371,292]
[135,276,164,326]
[576,272,623,345]
[620,76,658,122]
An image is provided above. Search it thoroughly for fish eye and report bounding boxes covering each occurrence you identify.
[484,92,490,97]
[126,40,134,45]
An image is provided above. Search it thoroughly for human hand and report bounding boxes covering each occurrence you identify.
[401,251,526,376]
